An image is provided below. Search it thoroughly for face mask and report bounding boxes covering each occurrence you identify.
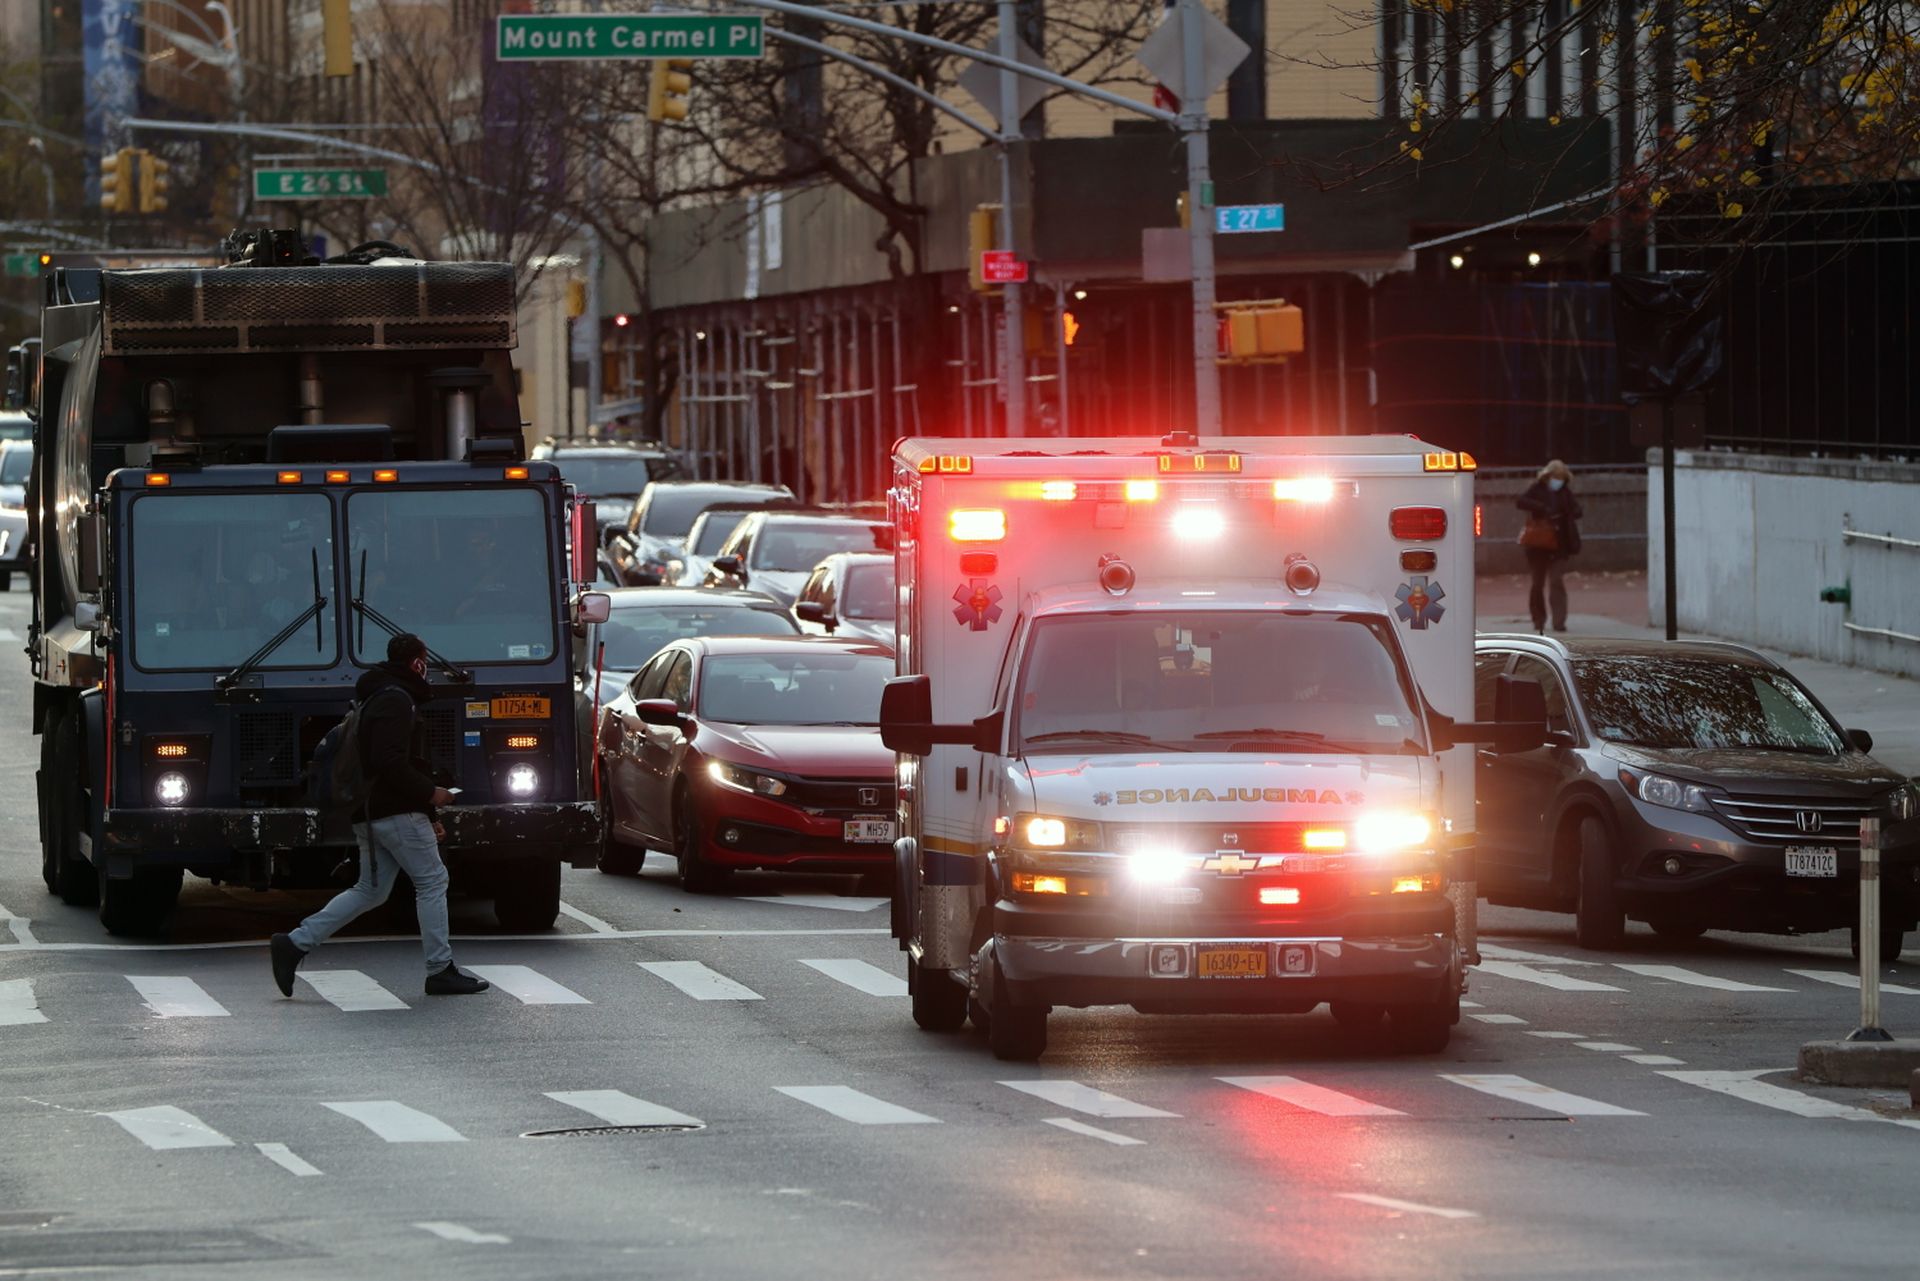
[1546,477,1565,491]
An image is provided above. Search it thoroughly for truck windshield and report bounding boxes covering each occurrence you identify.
[347,488,556,664]
[1015,611,1426,755]
[129,492,337,672]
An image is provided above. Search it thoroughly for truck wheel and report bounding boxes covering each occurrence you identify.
[989,1004,1049,1061]
[1573,814,1626,950]
[1329,1001,1387,1029]
[1386,983,1458,1055]
[46,708,98,907]
[97,868,181,937]
[907,955,967,1031]
[674,791,730,894]
[0,570,11,590]
[495,859,562,931]
[1850,925,1906,965]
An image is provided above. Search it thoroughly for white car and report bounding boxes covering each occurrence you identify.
[793,551,895,649]
[0,440,30,510]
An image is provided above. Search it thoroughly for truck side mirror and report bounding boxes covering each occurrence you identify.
[713,555,743,575]
[577,591,612,625]
[795,601,831,627]
[78,511,102,593]
[570,500,597,583]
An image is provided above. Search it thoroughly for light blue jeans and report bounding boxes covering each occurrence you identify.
[290,813,452,973]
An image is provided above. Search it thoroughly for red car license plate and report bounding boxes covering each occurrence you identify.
[845,817,895,844]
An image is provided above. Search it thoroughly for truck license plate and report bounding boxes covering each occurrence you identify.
[491,696,550,719]
[1786,846,1838,877]
[844,817,895,844]
[1195,945,1267,979]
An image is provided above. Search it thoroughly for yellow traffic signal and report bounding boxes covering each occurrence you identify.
[138,152,171,214]
[1216,299,1305,364]
[565,279,587,319]
[967,203,1000,293]
[647,58,694,123]
[100,147,134,214]
[1176,191,1190,230]
[322,0,354,77]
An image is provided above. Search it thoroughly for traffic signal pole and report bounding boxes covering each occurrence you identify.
[1177,0,1222,437]
[995,0,1026,435]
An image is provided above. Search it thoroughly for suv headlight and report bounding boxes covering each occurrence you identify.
[1620,768,1721,814]
[1012,813,1102,851]
[1889,781,1920,822]
[708,760,790,798]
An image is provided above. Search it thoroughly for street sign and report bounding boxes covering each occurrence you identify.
[3,253,42,278]
[1214,203,1285,234]
[956,37,1047,126]
[980,250,1029,284]
[495,13,765,61]
[1136,8,1250,106]
[253,168,388,201]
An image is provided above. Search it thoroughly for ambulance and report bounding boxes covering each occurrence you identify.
[879,432,1544,1060]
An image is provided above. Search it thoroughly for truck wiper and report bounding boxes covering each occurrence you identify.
[349,549,473,684]
[1022,730,1190,752]
[216,547,326,690]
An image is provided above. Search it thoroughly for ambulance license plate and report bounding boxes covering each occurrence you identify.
[1786,846,1837,877]
[845,817,896,844]
[490,696,550,719]
[1195,945,1267,979]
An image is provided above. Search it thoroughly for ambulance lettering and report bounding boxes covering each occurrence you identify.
[1113,788,1363,805]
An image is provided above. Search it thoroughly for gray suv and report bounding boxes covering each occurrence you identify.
[1473,636,1920,959]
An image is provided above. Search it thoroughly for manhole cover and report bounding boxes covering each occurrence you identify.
[521,1123,704,1138]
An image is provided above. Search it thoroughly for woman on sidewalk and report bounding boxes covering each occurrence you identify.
[1516,459,1583,633]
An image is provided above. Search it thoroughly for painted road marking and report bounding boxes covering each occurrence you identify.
[774,1086,939,1125]
[1478,943,1598,966]
[0,925,892,954]
[466,965,590,1005]
[1526,1031,1591,1039]
[1478,961,1624,993]
[0,898,36,947]
[1000,1081,1178,1119]
[414,1222,510,1245]
[1661,1069,1920,1131]
[0,979,47,1027]
[1468,1013,1527,1025]
[638,961,762,1001]
[322,1101,465,1143]
[545,1090,703,1129]
[1338,1193,1478,1220]
[297,970,408,1012]
[1614,964,1792,993]
[799,958,907,997]
[255,1142,322,1176]
[742,895,887,913]
[1044,1117,1146,1146]
[1576,1042,1643,1053]
[126,976,230,1018]
[557,901,620,934]
[105,1105,234,1150]
[1786,969,1920,997]
[1441,1073,1646,1117]
[1624,1054,1688,1066]
[1219,1076,1405,1117]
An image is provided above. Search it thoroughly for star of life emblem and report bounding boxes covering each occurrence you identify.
[952,579,1004,631]
[1394,576,1446,630]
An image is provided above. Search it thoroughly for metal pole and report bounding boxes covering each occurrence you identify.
[996,0,1026,436]
[1662,398,1678,640]
[1177,0,1221,437]
[1851,818,1891,1041]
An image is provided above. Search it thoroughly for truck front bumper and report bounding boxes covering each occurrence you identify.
[101,802,601,865]
[441,802,601,866]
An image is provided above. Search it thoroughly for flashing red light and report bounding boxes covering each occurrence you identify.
[1389,506,1448,540]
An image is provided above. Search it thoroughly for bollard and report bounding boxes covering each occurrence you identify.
[1848,817,1892,1043]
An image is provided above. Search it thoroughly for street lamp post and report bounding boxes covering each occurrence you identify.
[995,0,1025,435]
[1176,0,1221,437]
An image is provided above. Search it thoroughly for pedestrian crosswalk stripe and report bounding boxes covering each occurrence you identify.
[1624,1054,1687,1066]
[1338,1193,1479,1220]
[297,970,408,1012]
[1526,1031,1591,1039]
[1785,969,1920,996]
[466,965,590,1005]
[545,1090,703,1129]
[105,1105,234,1150]
[323,1100,465,1143]
[1219,1075,1405,1117]
[415,1222,511,1245]
[799,958,907,997]
[1468,1013,1527,1025]
[1441,1073,1646,1117]
[1478,943,1599,966]
[775,1085,939,1125]
[1614,964,1793,993]
[638,961,763,1001]
[126,976,230,1018]
[0,978,47,1026]
[742,895,887,913]
[1576,1042,1642,1053]
[1000,1081,1178,1119]
[255,1142,323,1176]
[1477,961,1624,993]
[1044,1117,1146,1146]
[1661,1069,1920,1131]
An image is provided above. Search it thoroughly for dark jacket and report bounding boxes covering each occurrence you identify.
[1517,480,1584,558]
[355,662,438,822]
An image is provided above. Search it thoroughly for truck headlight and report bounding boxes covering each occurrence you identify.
[1014,813,1101,850]
[1620,768,1720,814]
[708,760,790,798]
[1352,811,1434,855]
[506,764,539,797]
[155,772,189,807]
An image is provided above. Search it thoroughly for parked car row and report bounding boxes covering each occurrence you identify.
[0,439,30,590]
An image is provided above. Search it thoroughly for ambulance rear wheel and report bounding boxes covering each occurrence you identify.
[1386,983,1458,1055]
[908,956,967,1031]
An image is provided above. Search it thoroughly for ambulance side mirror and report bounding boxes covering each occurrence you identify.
[1432,675,1547,753]
[880,675,986,755]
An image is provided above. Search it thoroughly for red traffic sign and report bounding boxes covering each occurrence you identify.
[980,250,1029,284]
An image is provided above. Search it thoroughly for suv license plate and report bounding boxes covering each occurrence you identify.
[844,817,895,844]
[1786,846,1838,878]
[1195,945,1267,979]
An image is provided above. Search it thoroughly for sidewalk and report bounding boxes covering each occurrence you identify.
[1477,569,1920,777]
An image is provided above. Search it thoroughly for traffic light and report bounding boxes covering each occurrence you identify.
[967,203,1001,293]
[138,152,171,214]
[322,0,354,77]
[99,147,134,214]
[647,58,694,123]
[1176,191,1190,230]
[1215,300,1305,364]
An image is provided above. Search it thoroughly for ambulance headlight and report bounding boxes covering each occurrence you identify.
[1126,848,1188,883]
[1014,814,1102,850]
[1352,811,1434,855]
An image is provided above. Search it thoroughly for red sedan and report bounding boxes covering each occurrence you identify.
[596,635,897,892]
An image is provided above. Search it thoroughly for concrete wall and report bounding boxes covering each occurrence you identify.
[1649,451,1920,679]
[1476,468,1646,575]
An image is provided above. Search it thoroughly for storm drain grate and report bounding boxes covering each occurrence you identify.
[521,1123,705,1139]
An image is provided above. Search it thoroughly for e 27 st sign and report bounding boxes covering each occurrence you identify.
[496,13,765,61]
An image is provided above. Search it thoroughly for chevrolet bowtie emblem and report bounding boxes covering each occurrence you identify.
[1200,851,1261,876]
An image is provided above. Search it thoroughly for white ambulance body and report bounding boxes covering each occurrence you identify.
[882,432,1512,1061]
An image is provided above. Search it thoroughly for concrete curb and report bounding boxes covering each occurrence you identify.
[1797,1039,1920,1088]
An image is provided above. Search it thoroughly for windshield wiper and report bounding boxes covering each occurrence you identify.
[1191,728,1367,753]
[217,547,326,690]
[350,549,473,684]
[1022,730,1189,752]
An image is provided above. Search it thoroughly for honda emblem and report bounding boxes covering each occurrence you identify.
[859,787,880,808]
[1795,810,1824,834]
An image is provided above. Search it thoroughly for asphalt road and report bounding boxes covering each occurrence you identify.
[3,587,1917,1281]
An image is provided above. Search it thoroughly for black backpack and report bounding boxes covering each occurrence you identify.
[306,689,404,817]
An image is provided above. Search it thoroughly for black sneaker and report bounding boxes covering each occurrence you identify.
[270,933,306,998]
[425,963,490,996]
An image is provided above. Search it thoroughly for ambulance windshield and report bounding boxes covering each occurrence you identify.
[1015,611,1426,755]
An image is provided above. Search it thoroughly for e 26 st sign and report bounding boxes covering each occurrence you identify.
[496,13,765,61]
